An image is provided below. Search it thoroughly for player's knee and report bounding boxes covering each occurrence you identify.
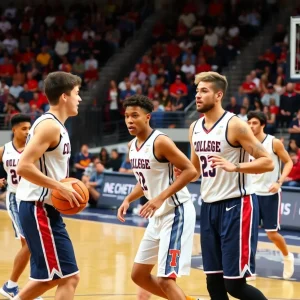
[66,273,80,288]
[157,277,173,292]
[131,268,141,285]
[137,287,152,300]
[224,278,244,298]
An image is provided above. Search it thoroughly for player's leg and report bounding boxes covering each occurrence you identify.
[137,286,152,300]
[132,263,167,298]
[17,201,79,299]
[0,193,31,299]
[222,195,267,300]
[132,218,167,298]
[200,201,228,300]
[259,193,294,279]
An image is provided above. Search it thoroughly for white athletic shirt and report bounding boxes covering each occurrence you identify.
[251,134,281,195]
[129,130,191,217]
[16,113,71,205]
[2,141,22,193]
[192,111,253,203]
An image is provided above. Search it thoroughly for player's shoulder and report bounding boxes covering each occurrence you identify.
[227,114,248,131]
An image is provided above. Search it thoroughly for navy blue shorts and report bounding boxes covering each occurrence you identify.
[200,194,259,278]
[18,201,79,281]
[257,192,281,231]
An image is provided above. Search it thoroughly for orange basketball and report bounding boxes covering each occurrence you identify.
[51,178,89,215]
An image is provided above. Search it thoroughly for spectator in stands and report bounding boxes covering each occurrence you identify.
[82,156,101,183]
[9,80,23,99]
[189,19,205,42]
[107,149,123,172]
[72,56,85,79]
[204,27,219,48]
[3,33,18,55]
[280,83,298,128]
[254,98,263,112]
[226,96,240,114]
[84,65,99,88]
[179,7,196,29]
[18,83,33,103]
[288,109,300,147]
[55,35,69,58]
[17,97,30,114]
[169,75,188,100]
[282,151,300,187]
[181,58,195,79]
[0,56,15,85]
[130,64,147,84]
[85,162,105,206]
[288,140,300,159]
[0,79,9,96]
[26,72,38,92]
[261,83,280,106]
[263,105,276,134]
[84,54,98,71]
[196,56,212,74]
[13,64,26,86]
[241,75,257,102]
[74,144,93,180]
[0,16,11,33]
[36,46,51,67]
[99,147,110,169]
[119,154,133,174]
[238,106,248,121]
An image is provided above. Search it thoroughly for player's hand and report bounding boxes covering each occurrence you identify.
[269,182,281,193]
[117,200,130,223]
[209,155,236,172]
[0,178,6,188]
[173,167,182,178]
[57,181,82,208]
[140,197,164,219]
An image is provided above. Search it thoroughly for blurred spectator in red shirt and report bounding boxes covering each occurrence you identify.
[282,151,300,187]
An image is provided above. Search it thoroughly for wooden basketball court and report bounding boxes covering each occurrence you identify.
[0,210,299,300]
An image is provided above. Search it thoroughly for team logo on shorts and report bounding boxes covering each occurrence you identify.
[169,249,181,267]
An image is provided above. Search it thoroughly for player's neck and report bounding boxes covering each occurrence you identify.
[12,138,25,150]
[256,132,267,143]
[203,106,225,123]
[48,108,67,124]
[136,127,154,144]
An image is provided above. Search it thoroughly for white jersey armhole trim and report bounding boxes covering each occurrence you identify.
[225,115,242,149]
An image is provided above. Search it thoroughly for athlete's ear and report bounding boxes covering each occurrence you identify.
[216,91,223,101]
[61,93,68,103]
[147,113,151,121]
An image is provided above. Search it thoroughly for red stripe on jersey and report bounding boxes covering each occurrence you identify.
[36,203,60,274]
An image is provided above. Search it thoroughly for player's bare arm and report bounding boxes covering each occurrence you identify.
[174,121,201,180]
[117,140,144,222]
[269,138,293,193]
[210,117,274,173]
[17,119,82,206]
[140,135,197,218]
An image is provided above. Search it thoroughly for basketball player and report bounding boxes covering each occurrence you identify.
[0,114,43,300]
[12,72,83,300]
[247,111,294,279]
[117,95,197,300]
[176,72,274,300]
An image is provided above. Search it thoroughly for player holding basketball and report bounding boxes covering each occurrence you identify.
[176,72,273,300]
[13,72,83,300]
[117,95,197,300]
[0,114,43,300]
[247,111,294,279]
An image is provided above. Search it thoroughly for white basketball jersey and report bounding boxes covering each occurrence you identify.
[2,142,22,193]
[129,130,191,217]
[16,113,71,205]
[251,135,281,195]
[192,111,253,203]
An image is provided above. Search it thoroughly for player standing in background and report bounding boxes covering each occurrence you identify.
[0,115,43,300]
[247,111,294,279]
[176,72,274,300]
[12,72,83,300]
[117,95,197,300]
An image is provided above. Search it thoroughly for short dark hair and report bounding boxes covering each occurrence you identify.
[44,72,82,105]
[247,111,266,126]
[11,114,31,127]
[123,95,154,113]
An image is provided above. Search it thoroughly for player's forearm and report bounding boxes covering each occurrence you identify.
[236,157,274,174]
[278,161,293,183]
[125,183,144,203]
[17,163,61,190]
[158,167,197,201]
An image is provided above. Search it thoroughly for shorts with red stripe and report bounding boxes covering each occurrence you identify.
[257,192,281,231]
[200,194,259,279]
[18,201,79,281]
